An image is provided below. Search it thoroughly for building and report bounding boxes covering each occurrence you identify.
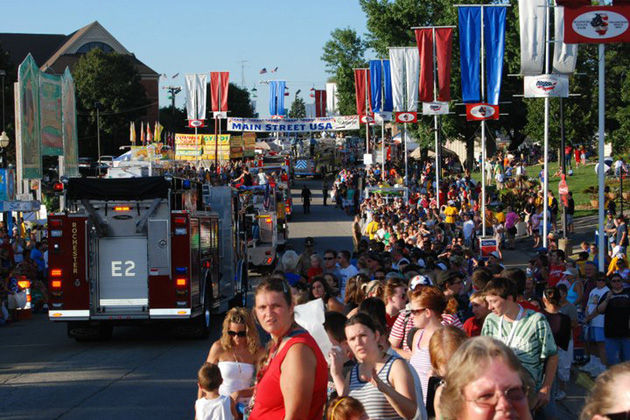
[0,21,159,122]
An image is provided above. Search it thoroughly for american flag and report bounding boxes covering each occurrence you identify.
[271,67,279,73]
[259,68,267,74]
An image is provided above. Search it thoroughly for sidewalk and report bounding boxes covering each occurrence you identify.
[499,216,599,419]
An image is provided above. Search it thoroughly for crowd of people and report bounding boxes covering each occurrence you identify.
[0,221,49,325]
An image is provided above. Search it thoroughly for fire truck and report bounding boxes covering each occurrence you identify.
[47,176,248,341]
[237,185,278,273]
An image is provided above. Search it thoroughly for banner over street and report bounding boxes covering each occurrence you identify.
[227,116,359,132]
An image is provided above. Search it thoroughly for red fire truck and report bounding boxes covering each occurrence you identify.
[47,176,248,341]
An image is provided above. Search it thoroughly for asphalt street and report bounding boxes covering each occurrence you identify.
[0,178,352,420]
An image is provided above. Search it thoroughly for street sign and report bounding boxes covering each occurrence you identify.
[0,201,40,212]
[465,103,500,121]
[188,119,205,128]
[360,115,374,124]
[395,112,418,123]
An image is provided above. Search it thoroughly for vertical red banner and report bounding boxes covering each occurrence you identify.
[315,90,327,117]
[210,72,230,112]
[415,29,434,103]
[354,69,372,115]
[435,28,453,102]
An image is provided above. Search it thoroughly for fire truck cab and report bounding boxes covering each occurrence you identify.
[48,176,247,341]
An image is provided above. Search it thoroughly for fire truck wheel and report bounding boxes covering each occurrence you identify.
[191,289,212,339]
[229,263,248,309]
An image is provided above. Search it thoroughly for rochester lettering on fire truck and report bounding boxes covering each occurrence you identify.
[72,222,79,274]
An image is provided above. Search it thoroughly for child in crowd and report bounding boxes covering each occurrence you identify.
[326,396,367,420]
[195,363,235,420]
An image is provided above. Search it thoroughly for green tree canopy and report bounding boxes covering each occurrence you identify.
[73,49,149,156]
[289,96,307,118]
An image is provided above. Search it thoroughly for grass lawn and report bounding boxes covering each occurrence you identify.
[470,161,626,218]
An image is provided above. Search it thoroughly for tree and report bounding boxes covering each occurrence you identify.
[73,49,149,156]
[289,96,307,118]
[206,83,256,132]
[321,28,367,116]
[158,106,187,134]
[0,41,17,165]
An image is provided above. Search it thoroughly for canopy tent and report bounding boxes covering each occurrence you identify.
[254,141,271,150]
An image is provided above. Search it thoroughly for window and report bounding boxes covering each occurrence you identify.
[76,42,114,54]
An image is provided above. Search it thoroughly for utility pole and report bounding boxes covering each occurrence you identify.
[237,60,249,88]
[162,86,182,120]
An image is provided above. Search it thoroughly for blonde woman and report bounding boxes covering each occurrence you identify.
[202,307,265,404]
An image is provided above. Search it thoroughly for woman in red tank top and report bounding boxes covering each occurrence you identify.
[249,278,328,420]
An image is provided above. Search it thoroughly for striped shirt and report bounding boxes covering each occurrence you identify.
[408,330,431,404]
[391,310,463,351]
[481,307,557,390]
[349,355,403,420]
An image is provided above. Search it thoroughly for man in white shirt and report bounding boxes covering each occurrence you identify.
[581,277,611,377]
[462,213,475,248]
[337,250,359,300]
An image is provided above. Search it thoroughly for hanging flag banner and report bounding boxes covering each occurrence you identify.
[466,103,500,121]
[524,74,570,97]
[485,7,507,106]
[210,71,229,112]
[354,69,371,115]
[269,81,287,116]
[459,7,482,103]
[389,47,420,113]
[415,29,435,103]
[519,0,548,76]
[16,54,42,180]
[326,83,339,116]
[61,67,79,177]
[39,72,63,156]
[553,4,579,73]
[369,60,393,114]
[395,112,418,123]
[422,102,450,115]
[227,116,360,132]
[564,5,630,43]
[184,73,207,121]
[435,28,454,102]
[315,90,327,117]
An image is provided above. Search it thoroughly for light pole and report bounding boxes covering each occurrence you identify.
[95,101,103,176]
[0,69,8,163]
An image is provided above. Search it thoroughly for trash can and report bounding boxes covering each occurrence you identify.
[558,238,572,256]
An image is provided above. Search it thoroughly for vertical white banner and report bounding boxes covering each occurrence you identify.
[326,82,339,116]
[196,73,208,120]
[389,48,406,112]
[184,74,197,121]
[519,0,547,76]
[552,5,578,74]
[404,47,419,112]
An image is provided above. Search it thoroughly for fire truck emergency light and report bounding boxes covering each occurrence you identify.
[50,269,62,277]
[53,182,64,192]
[17,280,30,289]
[49,219,63,228]
[51,280,62,289]
[175,278,187,287]
[113,206,131,211]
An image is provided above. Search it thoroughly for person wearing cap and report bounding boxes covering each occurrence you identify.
[557,267,583,307]
[444,201,458,229]
[297,237,315,277]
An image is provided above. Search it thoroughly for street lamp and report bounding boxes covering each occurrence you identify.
[94,101,104,176]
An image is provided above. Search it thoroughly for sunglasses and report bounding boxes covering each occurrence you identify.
[227,330,247,338]
[324,257,335,260]
[410,307,427,316]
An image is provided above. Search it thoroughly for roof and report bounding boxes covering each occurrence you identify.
[0,21,157,76]
[0,33,70,67]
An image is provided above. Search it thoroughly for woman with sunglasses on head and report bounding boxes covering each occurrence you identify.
[249,277,328,420]
[408,286,458,404]
[580,361,630,420]
[201,307,265,406]
[438,336,534,420]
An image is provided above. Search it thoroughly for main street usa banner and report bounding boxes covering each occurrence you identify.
[227,116,359,132]
[564,6,630,43]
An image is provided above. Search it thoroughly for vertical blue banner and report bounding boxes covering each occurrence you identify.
[382,60,393,112]
[458,7,481,103]
[369,60,382,113]
[485,7,507,105]
[277,81,286,116]
[268,81,277,115]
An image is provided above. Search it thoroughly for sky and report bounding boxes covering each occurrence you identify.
[4,0,370,118]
